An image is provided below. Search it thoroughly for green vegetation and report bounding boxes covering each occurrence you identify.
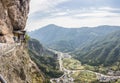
[63,58,84,70]
[29,25,120,82]
[83,64,109,75]
[71,71,98,83]
[25,34,30,43]
[73,31,120,68]
[29,25,120,71]
[29,25,120,52]
[28,39,63,79]
[29,50,63,78]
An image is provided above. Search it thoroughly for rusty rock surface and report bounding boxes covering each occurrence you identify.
[0,0,30,43]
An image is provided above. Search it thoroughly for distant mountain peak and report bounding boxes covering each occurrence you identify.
[45,24,63,28]
[29,25,120,53]
[47,24,58,27]
[40,24,65,31]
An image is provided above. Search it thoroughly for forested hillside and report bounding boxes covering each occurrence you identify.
[73,31,120,67]
[28,39,63,79]
[29,25,120,74]
[29,24,120,52]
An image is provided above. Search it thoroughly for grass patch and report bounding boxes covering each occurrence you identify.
[71,70,98,83]
[63,58,84,70]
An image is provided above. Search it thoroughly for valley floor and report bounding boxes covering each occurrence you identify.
[50,51,120,83]
[50,52,74,83]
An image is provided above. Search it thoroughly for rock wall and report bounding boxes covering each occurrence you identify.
[0,47,45,83]
[0,0,46,83]
[0,0,30,43]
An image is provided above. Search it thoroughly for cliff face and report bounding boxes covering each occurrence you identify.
[28,39,63,78]
[0,0,45,83]
[0,47,45,83]
[0,0,29,43]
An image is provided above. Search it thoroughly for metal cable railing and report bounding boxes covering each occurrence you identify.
[0,75,7,83]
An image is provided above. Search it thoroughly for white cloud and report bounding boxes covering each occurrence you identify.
[98,7,120,11]
[74,10,119,18]
[26,12,120,31]
[29,0,70,14]
[52,12,68,16]
[26,0,120,31]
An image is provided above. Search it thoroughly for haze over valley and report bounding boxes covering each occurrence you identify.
[29,24,120,83]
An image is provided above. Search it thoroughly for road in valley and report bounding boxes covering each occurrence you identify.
[50,52,74,83]
[50,50,120,83]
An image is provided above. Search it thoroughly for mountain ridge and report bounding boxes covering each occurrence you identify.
[28,39,63,79]
[73,30,120,66]
[30,24,120,32]
[29,24,120,52]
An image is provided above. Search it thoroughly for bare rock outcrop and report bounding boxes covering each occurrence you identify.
[0,0,46,83]
[0,0,30,43]
[0,47,45,83]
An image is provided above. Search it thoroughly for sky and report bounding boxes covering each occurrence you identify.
[26,0,120,31]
